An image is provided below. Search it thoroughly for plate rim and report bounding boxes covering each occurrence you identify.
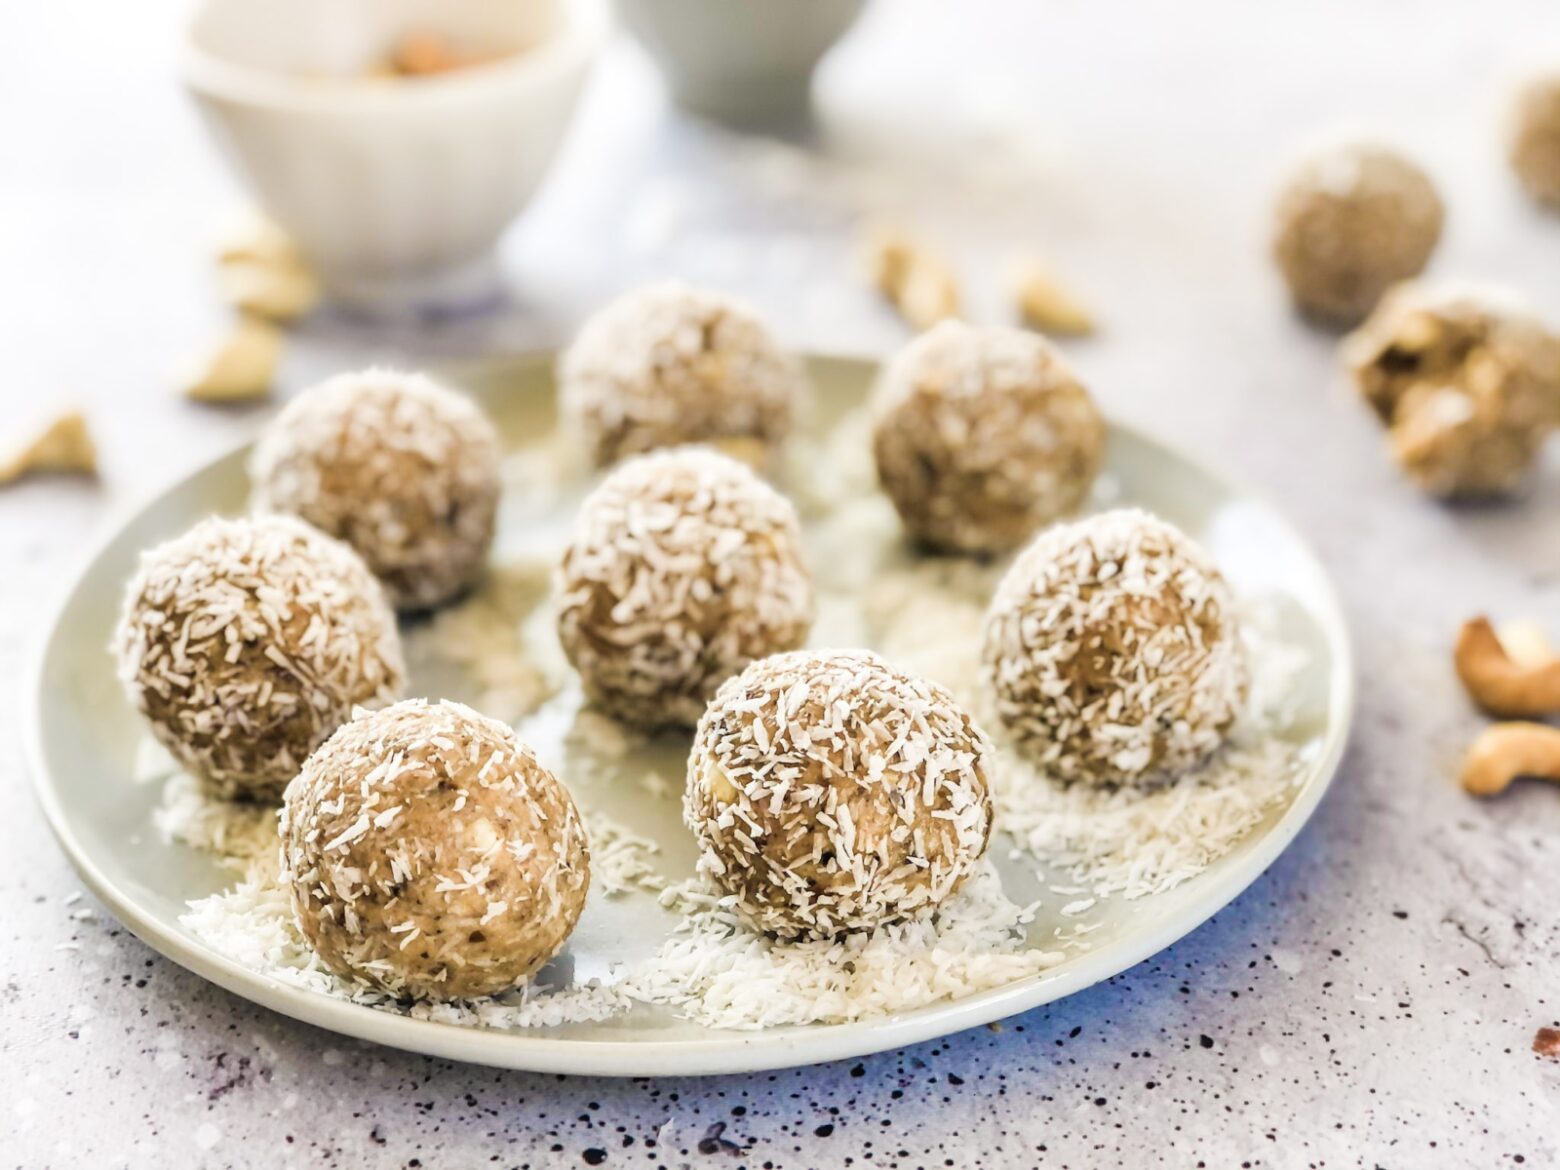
[24,350,1356,1077]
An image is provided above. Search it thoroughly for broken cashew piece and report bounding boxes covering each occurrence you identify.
[1460,721,1560,796]
[1453,616,1560,717]
[215,213,320,322]
[218,258,320,323]
[864,228,961,331]
[216,212,300,268]
[1012,261,1095,337]
[0,410,97,485]
[183,316,283,403]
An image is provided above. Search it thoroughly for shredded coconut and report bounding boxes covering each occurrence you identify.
[624,864,1061,1030]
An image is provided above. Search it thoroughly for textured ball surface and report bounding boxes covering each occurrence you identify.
[1271,143,1443,325]
[114,514,405,801]
[871,321,1104,553]
[1344,282,1560,497]
[982,509,1247,787]
[281,700,590,1001]
[555,447,814,728]
[557,282,803,467]
[686,649,994,939]
[250,369,502,610]
[1511,75,1560,207]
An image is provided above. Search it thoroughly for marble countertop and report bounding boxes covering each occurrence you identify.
[5,1,1559,1166]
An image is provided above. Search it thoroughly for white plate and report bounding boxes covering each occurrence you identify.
[27,354,1353,1076]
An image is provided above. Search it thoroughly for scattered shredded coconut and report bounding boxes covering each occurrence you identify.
[623,864,1062,1029]
[585,810,666,897]
[402,559,558,723]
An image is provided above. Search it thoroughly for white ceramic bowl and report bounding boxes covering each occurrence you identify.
[614,0,867,123]
[181,0,607,315]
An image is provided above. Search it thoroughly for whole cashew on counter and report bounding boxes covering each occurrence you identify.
[1454,616,1560,796]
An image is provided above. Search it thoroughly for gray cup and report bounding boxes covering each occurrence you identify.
[614,0,869,123]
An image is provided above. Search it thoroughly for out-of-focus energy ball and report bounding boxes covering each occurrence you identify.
[871,320,1105,554]
[557,282,805,468]
[1271,143,1444,325]
[250,368,502,611]
[1510,74,1560,207]
[1344,282,1560,497]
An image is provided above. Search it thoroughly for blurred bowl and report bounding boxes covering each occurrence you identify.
[614,0,867,124]
[181,0,607,317]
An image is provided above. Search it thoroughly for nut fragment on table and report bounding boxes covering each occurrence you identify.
[1509,74,1560,208]
[1459,721,1560,797]
[0,410,97,485]
[216,212,300,268]
[1343,282,1560,497]
[1271,143,1443,325]
[1535,1027,1560,1058]
[1011,260,1095,337]
[183,316,282,403]
[1455,616,1560,718]
[214,214,319,323]
[218,259,320,323]
[864,227,962,331]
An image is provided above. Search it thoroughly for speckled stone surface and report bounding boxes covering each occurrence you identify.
[6,2,1560,1166]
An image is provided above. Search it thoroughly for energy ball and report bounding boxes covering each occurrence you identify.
[557,282,804,467]
[250,369,502,610]
[1344,283,1560,497]
[982,509,1247,787]
[114,514,405,801]
[1271,143,1444,325]
[555,447,813,728]
[1510,75,1560,207]
[281,699,590,1001]
[871,321,1105,554]
[686,649,994,939]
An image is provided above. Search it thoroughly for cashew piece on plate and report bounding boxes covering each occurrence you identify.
[1453,615,1560,718]
[1460,721,1560,796]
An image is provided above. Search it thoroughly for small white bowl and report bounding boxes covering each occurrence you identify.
[181,0,607,316]
[614,0,867,124]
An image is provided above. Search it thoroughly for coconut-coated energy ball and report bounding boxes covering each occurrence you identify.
[281,699,590,1001]
[250,369,502,610]
[1271,143,1444,325]
[114,514,405,801]
[871,321,1105,554]
[1510,74,1560,207]
[555,447,813,728]
[1344,282,1560,497]
[982,509,1247,787]
[557,282,804,467]
[686,649,994,940]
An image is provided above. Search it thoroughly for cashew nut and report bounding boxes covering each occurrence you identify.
[1454,616,1560,717]
[1459,721,1560,796]
[1012,261,1095,338]
[219,258,320,323]
[182,316,282,403]
[0,410,97,485]
[864,227,962,331]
